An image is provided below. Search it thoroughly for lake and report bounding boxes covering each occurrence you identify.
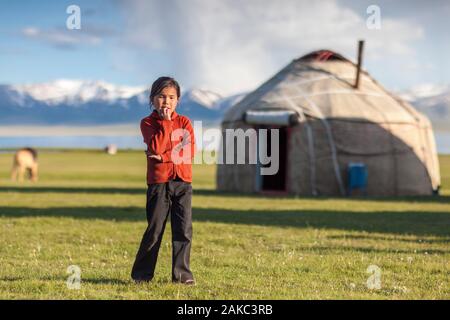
[0,127,449,154]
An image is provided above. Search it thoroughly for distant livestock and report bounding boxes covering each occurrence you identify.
[105,144,118,155]
[11,148,39,182]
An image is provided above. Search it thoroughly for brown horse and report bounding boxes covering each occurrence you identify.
[11,148,39,182]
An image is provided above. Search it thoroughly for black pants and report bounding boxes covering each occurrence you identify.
[131,180,193,282]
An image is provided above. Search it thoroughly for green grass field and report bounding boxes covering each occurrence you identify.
[0,149,449,299]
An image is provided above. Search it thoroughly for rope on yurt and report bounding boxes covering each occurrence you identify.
[417,120,430,182]
[277,73,370,91]
[374,81,438,193]
[306,90,384,98]
[389,93,437,191]
[415,119,439,191]
[270,91,346,195]
[265,90,388,108]
[223,122,244,192]
[361,95,399,195]
[424,125,441,189]
[301,95,346,196]
[274,92,318,195]
[305,124,318,195]
[267,90,385,102]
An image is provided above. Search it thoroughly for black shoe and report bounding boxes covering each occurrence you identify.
[183,279,195,285]
[173,279,196,285]
[133,278,151,284]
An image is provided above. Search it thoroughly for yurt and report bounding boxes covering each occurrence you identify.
[217,44,441,196]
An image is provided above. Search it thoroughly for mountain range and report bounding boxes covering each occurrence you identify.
[0,79,448,129]
[398,84,450,131]
[0,80,246,125]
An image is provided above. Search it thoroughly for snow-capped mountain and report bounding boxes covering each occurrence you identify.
[5,79,445,129]
[182,88,222,109]
[13,79,147,105]
[215,92,247,111]
[178,88,246,120]
[0,80,245,125]
[399,84,450,130]
[399,83,450,102]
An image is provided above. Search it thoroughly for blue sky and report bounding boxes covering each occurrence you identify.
[0,0,449,95]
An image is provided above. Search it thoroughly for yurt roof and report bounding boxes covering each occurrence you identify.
[222,50,428,126]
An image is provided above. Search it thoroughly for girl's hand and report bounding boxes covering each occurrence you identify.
[145,150,162,161]
[160,107,172,120]
[149,154,162,161]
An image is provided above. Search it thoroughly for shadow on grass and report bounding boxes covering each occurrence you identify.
[0,206,449,238]
[0,186,449,204]
[193,189,450,204]
[0,275,131,286]
[192,208,450,238]
[82,278,131,286]
[0,206,143,221]
[303,245,450,255]
[0,186,145,195]
[326,234,450,244]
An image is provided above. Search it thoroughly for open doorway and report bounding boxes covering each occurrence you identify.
[259,126,288,192]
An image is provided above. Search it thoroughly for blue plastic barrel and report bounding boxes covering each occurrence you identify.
[347,162,368,195]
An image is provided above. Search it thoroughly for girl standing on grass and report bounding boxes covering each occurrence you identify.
[131,77,196,285]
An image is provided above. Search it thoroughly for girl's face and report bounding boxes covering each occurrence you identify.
[152,86,179,115]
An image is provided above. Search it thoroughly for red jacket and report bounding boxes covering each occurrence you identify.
[140,110,196,184]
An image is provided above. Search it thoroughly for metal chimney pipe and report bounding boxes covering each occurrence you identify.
[354,40,364,89]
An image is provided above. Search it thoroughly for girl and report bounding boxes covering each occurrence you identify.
[131,77,196,285]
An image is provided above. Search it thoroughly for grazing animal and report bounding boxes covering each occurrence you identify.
[104,144,118,155]
[11,148,39,182]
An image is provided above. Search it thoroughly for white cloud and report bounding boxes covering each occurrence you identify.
[21,26,109,49]
[117,0,424,94]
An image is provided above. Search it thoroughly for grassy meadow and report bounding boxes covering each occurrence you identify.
[0,149,449,299]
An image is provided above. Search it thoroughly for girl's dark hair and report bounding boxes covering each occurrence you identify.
[149,76,181,104]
